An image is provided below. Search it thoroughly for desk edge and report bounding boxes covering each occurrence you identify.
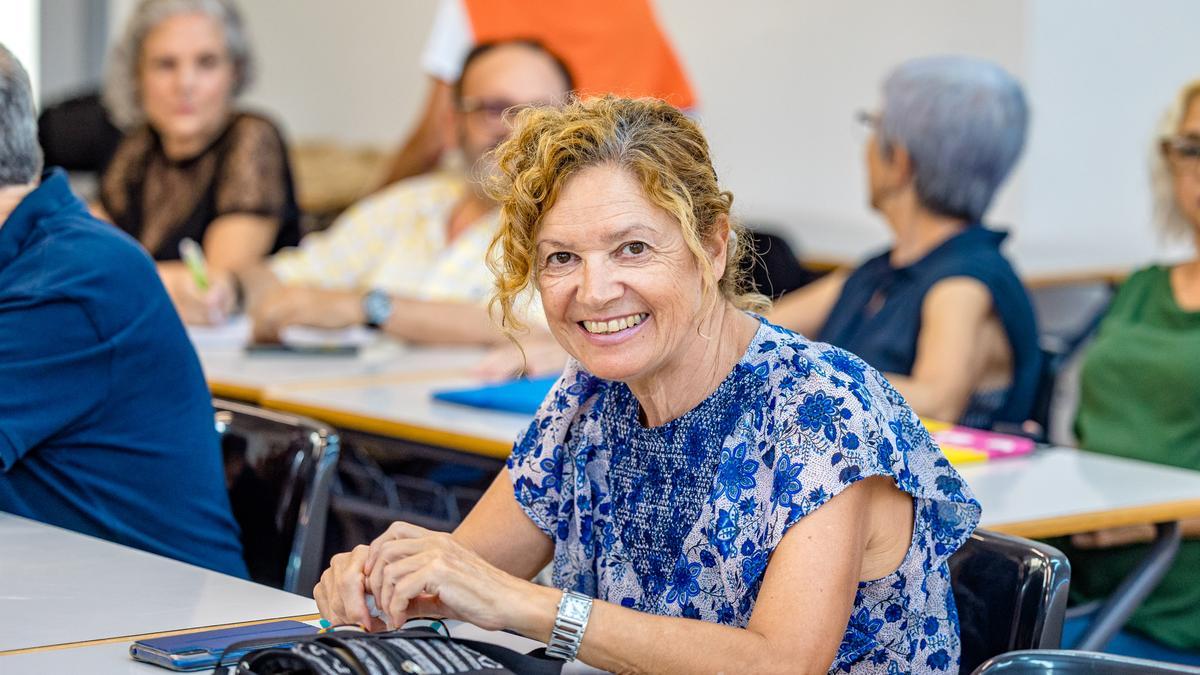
[984,498,1200,539]
[260,398,515,459]
[0,613,322,656]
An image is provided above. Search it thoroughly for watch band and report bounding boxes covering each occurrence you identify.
[545,590,592,661]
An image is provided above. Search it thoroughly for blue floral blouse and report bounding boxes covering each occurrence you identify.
[508,316,981,673]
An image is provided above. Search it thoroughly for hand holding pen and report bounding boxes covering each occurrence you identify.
[173,238,238,325]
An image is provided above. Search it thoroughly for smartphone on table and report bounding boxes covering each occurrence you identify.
[129,619,318,671]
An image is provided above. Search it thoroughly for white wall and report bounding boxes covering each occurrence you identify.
[657,0,1029,265]
[0,0,40,99]
[1017,0,1199,273]
[100,0,1200,275]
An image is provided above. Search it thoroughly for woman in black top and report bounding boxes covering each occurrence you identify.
[97,0,298,323]
[769,56,1039,429]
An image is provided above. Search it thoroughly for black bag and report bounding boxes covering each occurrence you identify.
[222,627,564,675]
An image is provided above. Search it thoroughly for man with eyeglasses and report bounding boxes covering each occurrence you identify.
[188,40,572,346]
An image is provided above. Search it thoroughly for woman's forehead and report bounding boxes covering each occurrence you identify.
[537,166,677,243]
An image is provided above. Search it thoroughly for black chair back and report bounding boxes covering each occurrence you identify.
[950,529,1071,674]
[974,649,1200,674]
[742,229,823,299]
[215,399,340,596]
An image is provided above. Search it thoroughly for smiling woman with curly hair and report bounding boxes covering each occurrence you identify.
[315,96,981,674]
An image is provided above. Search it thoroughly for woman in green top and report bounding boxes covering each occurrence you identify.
[1063,78,1200,664]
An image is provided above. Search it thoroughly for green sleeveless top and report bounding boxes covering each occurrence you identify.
[1067,264,1200,650]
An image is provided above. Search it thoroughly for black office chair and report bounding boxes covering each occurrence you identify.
[973,649,1200,674]
[1016,281,1114,439]
[741,229,823,299]
[214,399,341,597]
[1028,282,1114,361]
[950,529,1072,674]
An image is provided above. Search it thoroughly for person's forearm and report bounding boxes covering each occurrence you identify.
[233,264,283,311]
[382,298,536,346]
[505,590,827,675]
[884,373,969,424]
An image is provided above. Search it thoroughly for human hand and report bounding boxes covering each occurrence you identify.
[160,263,236,325]
[313,544,387,631]
[472,336,568,381]
[363,521,550,633]
[1071,524,1158,549]
[249,285,365,343]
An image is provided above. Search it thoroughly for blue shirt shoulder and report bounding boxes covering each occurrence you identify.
[0,171,246,577]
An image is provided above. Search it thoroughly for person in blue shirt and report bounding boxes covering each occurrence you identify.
[0,43,245,578]
[770,56,1040,430]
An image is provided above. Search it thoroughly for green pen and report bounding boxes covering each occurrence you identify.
[178,237,209,291]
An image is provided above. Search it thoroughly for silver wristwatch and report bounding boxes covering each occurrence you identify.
[362,288,393,329]
[545,590,592,661]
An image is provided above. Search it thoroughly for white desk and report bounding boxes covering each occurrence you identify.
[190,319,487,402]
[1,621,604,674]
[964,446,1200,539]
[261,375,531,459]
[0,514,316,653]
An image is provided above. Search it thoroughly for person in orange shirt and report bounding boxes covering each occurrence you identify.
[381,0,696,186]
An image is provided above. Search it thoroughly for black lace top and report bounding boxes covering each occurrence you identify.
[99,112,300,261]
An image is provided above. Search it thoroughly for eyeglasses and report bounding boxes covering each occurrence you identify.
[459,98,552,124]
[1162,135,1200,178]
[854,110,881,144]
[856,110,881,130]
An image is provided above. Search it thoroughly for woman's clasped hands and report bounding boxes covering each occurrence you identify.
[313,521,548,634]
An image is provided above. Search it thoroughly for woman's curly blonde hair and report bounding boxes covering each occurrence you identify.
[486,95,768,332]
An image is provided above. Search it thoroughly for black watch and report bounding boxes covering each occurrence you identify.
[362,288,393,329]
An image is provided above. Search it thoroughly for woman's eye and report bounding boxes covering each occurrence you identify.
[622,242,647,255]
[547,252,574,266]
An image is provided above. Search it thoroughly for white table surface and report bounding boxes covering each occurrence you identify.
[0,514,316,653]
[261,374,532,457]
[963,446,1200,537]
[191,318,487,401]
[0,621,604,674]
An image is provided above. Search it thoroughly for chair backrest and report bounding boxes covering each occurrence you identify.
[1020,281,1113,439]
[214,399,340,596]
[741,229,823,299]
[950,529,1071,674]
[1029,281,1113,363]
[974,649,1200,674]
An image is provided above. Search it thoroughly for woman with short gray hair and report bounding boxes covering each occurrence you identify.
[771,55,1040,430]
[97,0,298,324]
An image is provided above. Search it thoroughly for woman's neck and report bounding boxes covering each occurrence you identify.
[159,112,231,161]
[626,301,759,428]
[1170,255,1200,311]
[886,205,969,268]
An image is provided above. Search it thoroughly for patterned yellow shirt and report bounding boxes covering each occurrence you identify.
[270,172,498,303]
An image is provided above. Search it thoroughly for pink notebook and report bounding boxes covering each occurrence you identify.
[923,421,1036,464]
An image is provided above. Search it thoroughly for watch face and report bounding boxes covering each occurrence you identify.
[561,595,591,622]
[365,290,392,326]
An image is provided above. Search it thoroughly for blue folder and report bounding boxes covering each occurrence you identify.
[431,375,559,415]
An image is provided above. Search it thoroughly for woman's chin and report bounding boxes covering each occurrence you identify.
[575,354,648,383]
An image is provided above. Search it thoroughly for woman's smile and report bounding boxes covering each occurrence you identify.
[576,312,651,344]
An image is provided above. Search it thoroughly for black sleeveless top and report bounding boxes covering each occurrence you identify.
[818,226,1041,427]
[99,112,300,262]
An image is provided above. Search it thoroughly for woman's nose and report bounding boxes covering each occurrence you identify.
[577,260,623,307]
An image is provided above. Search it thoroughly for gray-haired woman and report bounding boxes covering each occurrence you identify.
[96,0,298,324]
[770,55,1040,430]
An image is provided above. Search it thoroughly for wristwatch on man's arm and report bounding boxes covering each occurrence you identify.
[362,288,394,329]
